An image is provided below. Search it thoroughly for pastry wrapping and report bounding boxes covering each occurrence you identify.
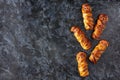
[71,26,92,50]
[76,52,89,77]
[82,3,94,30]
[89,40,109,64]
[92,14,108,40]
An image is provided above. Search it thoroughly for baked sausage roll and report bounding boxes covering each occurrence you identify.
[92,14,108,40]
[89,40,109,64]
[71,26,92,50]
[82,3,94,30]
[76,52,89,77]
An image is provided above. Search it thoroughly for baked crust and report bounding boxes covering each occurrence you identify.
[82,3,94,30]
[71,26,92,50]
[89,40,109,64]
[76,52,89,77]
[92,14,108,40]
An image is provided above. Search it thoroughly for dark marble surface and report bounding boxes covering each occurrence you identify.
[0,0,120,80]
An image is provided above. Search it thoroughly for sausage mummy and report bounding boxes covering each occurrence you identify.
[82,3,94,30]
[89,40,109,64]
[76,52,89,77]
[71,26,92,50]
[92,14,108,40]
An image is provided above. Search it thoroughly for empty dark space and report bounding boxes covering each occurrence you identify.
[0,0,120,80]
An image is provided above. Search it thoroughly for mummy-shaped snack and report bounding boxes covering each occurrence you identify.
[89,40,109,64]
[76,52,89,77]
[71,26,92,50]
[82,3,94,30]
[92,14,108,40]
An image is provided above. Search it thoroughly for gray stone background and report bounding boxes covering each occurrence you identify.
[0,0,120,80]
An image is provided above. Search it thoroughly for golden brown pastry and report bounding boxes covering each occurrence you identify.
[92,14,108,40]
[82,3,94,30]
[89,40,109,64]
[71,26,92,50]
[76,52,89,77]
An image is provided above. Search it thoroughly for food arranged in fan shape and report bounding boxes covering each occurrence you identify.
[70,3,109,77]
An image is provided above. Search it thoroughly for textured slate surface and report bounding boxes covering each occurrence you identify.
[0,0,120,80]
